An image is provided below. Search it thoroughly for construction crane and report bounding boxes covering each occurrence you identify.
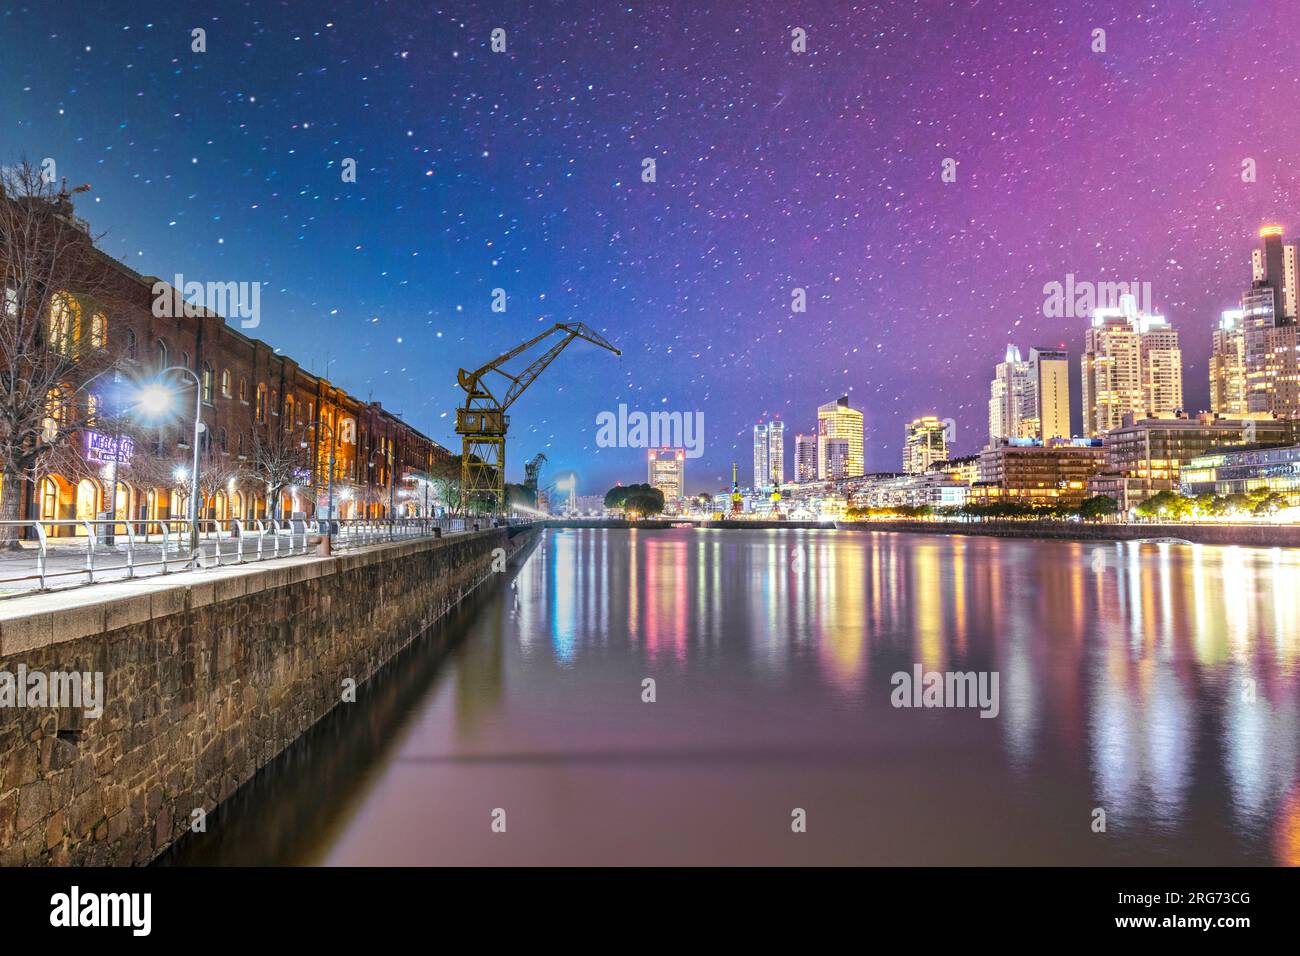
[524,453,547,493]
[456,323,620,514]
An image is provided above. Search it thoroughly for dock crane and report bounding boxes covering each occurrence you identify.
[455,323,621,514]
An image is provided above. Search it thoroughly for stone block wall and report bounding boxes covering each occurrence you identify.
[0,526,533,865]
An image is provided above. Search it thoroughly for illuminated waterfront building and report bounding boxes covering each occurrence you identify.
[1211,309,1249,417]
[752,418,785,489]
[825,438,851,480]
[1181,442,1300,502]
[1242,227,1300,418]
[991,345,1071,444]
[904,416,948,474]
[988,346,1033,444]
[940,454,981,485]
[972,439,1106,507]
[1087,412,1289,510]
[647,447,685,504]
[817,396,864,479]
[1029,347,1071,441]
[1081,296,1183,436]
[794,433,818,481]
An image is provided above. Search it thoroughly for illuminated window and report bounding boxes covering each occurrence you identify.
[239,377,248,402]
[255,384,267,422]
[47,294,77,354]
[284,395,294,430]
[201,362,214,403]
[90,311,106,348]
[221,369,232,398]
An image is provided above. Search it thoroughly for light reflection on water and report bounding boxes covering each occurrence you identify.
[165,528,1300,866]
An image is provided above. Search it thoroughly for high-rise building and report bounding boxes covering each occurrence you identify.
[794,433,818,481]
[817,396,865,479]
[1081,296,1182,436]
[988,346,1034,445]
[904,416,948,474]
[1242,227,1300,418]
[752,419,785,489]
[825,438,851,480]
[1029,348,1071,441]
[1210,309,1249,417]
[647,448,684,503]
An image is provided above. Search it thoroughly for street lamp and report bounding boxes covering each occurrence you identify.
[135,366,203,554]
[303,419,338,553]
[366,448,396,522]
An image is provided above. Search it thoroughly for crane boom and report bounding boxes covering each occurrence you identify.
[455,323,620,514]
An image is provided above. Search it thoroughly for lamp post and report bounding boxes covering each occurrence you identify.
[136,366,203,555]
[304,419,337,553]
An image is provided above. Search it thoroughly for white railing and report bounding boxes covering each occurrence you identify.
[0,516,530,597]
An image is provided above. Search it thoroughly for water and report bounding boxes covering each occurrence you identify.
[164,527,1300,866]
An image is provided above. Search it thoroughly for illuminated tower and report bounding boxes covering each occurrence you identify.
[1210,309,1248,417]
[730,463,743,514]
[816,397,864,479]
[904,416,948,474]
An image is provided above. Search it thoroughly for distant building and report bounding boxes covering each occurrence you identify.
[647,448,685,503]
[1242,228,1300,418]
[1088,413,1290,510]
[1182,442,1300,502]
[817,396,864,479]
[971,439,1106,508]
[991,345,1070,444]
[752,418,785,489]
[939,455,981,485]
[1029,347,1071,441]
[989,345,1034,444]
[904,416,948,474]
[1081,296,1183,436]
[1210,309,1249,417]
[794,433,818,481]
[825,437,851,480]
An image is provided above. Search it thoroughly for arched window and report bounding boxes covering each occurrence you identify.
[90,311,106,348]
[255,384,267,422]
[201,362,214,403]
[221,369,232,398]
[219,427,228,453]
[237,433,245,458]
[284,395,294,430]
[181,351,190,370]
[239,377,248,402]
[125,328,138,360]
[156,338,169,367]
[48,294,77,355]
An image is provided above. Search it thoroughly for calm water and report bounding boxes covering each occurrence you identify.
[165,527,1300,866]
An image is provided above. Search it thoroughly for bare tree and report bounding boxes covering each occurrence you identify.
[0,160,132,546]
[250,419,315,520]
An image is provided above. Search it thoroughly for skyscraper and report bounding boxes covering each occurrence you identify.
[1210,308,1248,417]
[817,397,865,479]
[752,419,785,489]
[1243,226,1300,417]
[988,346,1034,445]
[904,416,949,474]
[1028,348,1071,441]
[752,423,768,490]
[794,433,818,482]
[1081,296,1182,436]
[647,448,684,502]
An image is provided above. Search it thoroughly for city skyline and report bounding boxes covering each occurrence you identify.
[5,1,1300,495]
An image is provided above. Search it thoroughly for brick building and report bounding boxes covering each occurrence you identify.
[5,192,450,532]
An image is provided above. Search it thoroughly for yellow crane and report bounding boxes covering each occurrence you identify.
[455,323,621,513]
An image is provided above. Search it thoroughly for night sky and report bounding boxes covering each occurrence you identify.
[4,0,1299,495]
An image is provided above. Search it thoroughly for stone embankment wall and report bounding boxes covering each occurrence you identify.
[0,526,535,865]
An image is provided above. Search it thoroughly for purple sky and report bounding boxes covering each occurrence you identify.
[4,0,1299,493]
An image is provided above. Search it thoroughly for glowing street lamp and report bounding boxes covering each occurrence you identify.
[134,366,203,553]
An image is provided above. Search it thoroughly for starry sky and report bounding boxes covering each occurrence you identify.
[4,0,1299,495]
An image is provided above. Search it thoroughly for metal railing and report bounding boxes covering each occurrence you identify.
[0,515,531,597]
